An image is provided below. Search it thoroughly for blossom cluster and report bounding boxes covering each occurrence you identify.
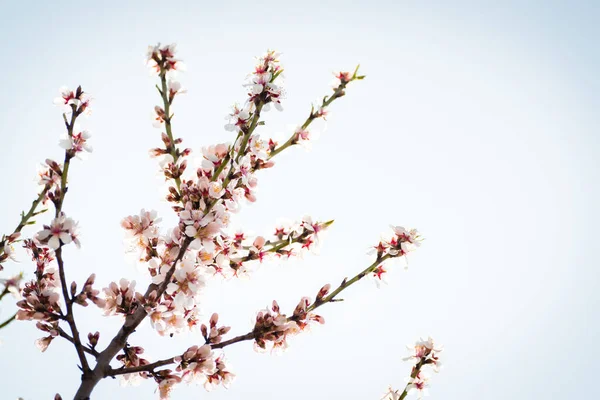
[3,41,439,400]
[370,225,423,285]
[117,345,152,385]
[15,240,62,349]
[146,43,186,77]
[252,297,325,353]
[201,312,231,345]
[11,84,98,353]
[383,337,443,400]
[154,342,234,399]
[53,85,92,116]
[122,335,234,397]
[119,206,332,337]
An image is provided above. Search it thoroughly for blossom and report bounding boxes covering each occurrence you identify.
[403,336,443,372]
[59,130,93,158]
[146,43,185,76]
[391,226,422,254]
[168,79,186,101]
[332,71,353,88]
[245,50,284,110]
[381,387,401,400]
[224,104,251,132]
[248,135,269,160]
[35,334,55,352]
[102,279,142,316]
[208,181,226,199]
[2,241,18,263]
[53,86,79,107]
[158,374,181,399]
[178,344,217,383]
[1,273,23,297]
[53,86,92,115]
[35,212,80,249]
[153,106,167,128]
[116,345,151,386]
[294,126,320,149]
[405,372,431,399]
[169,257,206,300]
[371,264,388,287]
[204,355,235,390]
[121,209,161,242]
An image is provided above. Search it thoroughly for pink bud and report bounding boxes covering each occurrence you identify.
[215,143,228,157]
[210,312,219,328]
[317,283,331,299]
[253,236,266,250]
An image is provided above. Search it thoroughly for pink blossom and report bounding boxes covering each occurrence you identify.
[36,212,80,249]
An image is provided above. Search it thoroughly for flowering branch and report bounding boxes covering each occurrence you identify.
[8,42,442,400]
[0,185,50,267]
[269,66,364,159]
[104,227,417,379]
[383,337,443,400]
[0,183,51,331]
[53,99,92,374]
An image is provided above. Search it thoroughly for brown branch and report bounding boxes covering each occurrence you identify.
[106,252,388,379]
[56,248,90,373]
[0,312,16,329]
[50,107,92,376]
[57,326,100,358]
[74,237,191,399]
[74,60,364,400]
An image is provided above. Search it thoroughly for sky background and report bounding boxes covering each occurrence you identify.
[0,0,598,399]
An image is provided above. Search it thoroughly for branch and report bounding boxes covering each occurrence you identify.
[57,326,100,358]
[0,312,16,329]
[158,66,182,193]
[74,238,192,399]
[0,184,50,259]
[51,106,91,374]
[56,248,90,372]
[106,331,256,377]
[269,69,363,159]
[398,359,426,400]
[107,253,390,378]
[217,253,391,349]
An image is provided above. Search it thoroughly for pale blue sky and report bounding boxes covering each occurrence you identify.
[0,1,598,399]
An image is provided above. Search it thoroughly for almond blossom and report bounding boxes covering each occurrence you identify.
[59,129,93,158]
[178,344,217,383]
[2,42,441,400]
[35,212,80,250]
[102,279,143,316]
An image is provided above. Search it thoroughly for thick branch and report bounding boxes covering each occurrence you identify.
[74,238,191,399]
